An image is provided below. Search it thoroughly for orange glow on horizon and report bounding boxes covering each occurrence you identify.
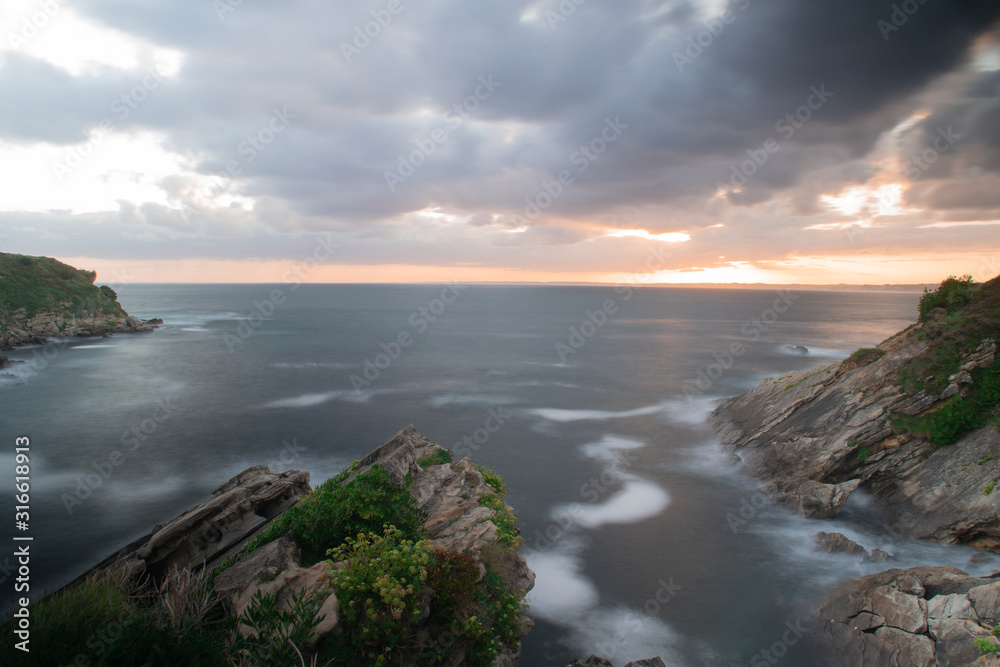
[57,254,1000,286]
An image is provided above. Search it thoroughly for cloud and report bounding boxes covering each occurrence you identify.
[0,0,998,280]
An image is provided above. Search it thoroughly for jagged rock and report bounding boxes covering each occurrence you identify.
[940,383,960,399]
[567,657,613,667]
[767,479,860,519]
[135,466,311,578]
[950,369,974,385]
[819,566,1000,666]
[969,582,1000,624]
[713,318,1000,547]
[213,533,339,646]
[145,318,164,325]
[863,547,893,564]
[624,659,667,667]
[815,531,865,555]
[345,425,535,661]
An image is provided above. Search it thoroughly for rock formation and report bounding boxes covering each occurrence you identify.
[819,567,1000,665]
[0,252,156,349]
[58,425,534,666]
[712,326,998,547]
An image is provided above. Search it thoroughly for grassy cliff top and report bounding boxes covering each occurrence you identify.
[0,252,125,321]
[889,274,1000,444]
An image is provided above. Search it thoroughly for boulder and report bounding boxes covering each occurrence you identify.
[567,657,613,667]
[768,479,860,519]
[815,531,865,555]
[818,566,1000,666]
[624,659,667,667]
[213,533,339,646]
[863,547,893,564]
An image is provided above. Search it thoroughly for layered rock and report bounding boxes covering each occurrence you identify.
[712,330,1000,546]
[818,566,1000,665]
[67,425,534,665]
[0,253,158,349]
[69,465,312,587]
[0,309,156,349]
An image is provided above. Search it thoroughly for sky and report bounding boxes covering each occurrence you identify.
[1,0,1000,285]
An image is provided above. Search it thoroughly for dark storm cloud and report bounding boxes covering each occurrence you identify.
[2,0,999,267]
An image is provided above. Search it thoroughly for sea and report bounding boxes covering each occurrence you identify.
[1,284,997,666]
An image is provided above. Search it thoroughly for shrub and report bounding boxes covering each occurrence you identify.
[427,549,480,623]
[475,464,507,496]
[0,566,231,666]
[240,466,427,565]
[327,525,432,666]
[919,275,977,321]
[418,448,453,467]
[465,571,527,666]
[893,359,1000,445]
[233,589,325,667]
[857,448,870,463]
[845,348,885,369]
[479,494,521,547]
[984,481,996,497]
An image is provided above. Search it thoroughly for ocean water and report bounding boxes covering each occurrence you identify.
[1,284,996,666]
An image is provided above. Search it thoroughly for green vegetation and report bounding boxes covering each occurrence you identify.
[0,252,124,323]
[983,481,995,496]
[844,347,885,370]
[782,378,805,392]
[975,624,1000,654]
[857,447,870,463]
[479,493,521,547]
[919,275,978,321]
[0,566,231,666]
[892,359,1000,445]
[327,526,432,666]
[889,275,1000,445]
[418,448,454,467]
[235,589,326,667]
[475,463,507,496]
[234,466,427,565]
[6,460,528,667]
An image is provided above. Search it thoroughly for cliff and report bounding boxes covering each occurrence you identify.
[2,426,535,666]
[0,252,155,350]
[712,274,1000,549]
[712,275,1000,664]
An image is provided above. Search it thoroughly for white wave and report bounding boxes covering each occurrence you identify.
[581,435,646,462]
[70,344,115,349]
[677,439,743,478]
[527,544,681,665]
[802,346,854,358]
[261,390,372,408]
[531,404,665,422]
[513,380,581,389]
[563,606,681,667]
[554,481,670,529]
[270,361,355,369]
[525,548,599,621]
[427,393,516,408]
[656,397,719,426]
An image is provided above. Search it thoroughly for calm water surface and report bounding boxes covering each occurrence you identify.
[1,284,995,665]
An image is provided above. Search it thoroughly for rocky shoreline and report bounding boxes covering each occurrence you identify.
[45,425,536,666]
[0,312,161,351]
[707,277,1000,664]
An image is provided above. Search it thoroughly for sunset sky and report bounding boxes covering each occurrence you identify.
[1,0,999,284]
